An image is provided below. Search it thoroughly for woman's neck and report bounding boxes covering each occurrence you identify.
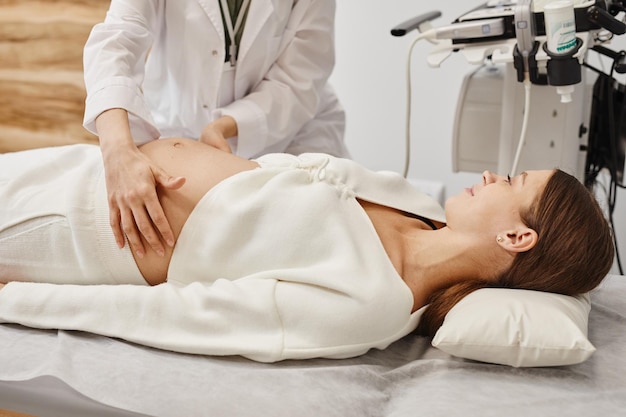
[400,228,496,311]
[359,199,502,312]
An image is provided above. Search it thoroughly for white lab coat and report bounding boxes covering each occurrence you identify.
[83,0,349,158]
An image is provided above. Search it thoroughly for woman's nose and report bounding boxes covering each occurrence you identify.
[482,170,495,185]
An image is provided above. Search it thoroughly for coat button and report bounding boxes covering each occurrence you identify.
[212,50,218,56]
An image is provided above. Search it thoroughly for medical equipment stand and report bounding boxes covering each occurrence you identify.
[448,37,591,181]
[419,28,593,180]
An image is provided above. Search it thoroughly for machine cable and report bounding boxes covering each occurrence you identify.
[584,46,625,274]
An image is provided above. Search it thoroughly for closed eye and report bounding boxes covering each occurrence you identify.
[506,174,511,184]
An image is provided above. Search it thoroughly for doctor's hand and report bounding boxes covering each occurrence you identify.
[104,147,185,258]
[199,116,238,153]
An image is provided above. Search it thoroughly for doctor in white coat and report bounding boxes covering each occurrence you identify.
[83,0,349,259]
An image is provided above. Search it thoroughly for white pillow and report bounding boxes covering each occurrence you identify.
[431,288,595,367]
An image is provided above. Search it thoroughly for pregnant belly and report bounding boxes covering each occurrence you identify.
[132,138,259,285]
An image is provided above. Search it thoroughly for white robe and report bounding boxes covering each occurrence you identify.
[0,146,446,362]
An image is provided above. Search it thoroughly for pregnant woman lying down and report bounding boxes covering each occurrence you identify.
[0,138,614,362]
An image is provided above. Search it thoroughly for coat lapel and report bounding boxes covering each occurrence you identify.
[195,0,227,42]
[238,0,275,62]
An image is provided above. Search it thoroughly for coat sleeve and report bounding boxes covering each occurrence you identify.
[82,0,162,142]
[217,0,339,157]
[0,278,285,362]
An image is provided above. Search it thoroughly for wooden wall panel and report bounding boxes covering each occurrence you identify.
[0,0,109,153]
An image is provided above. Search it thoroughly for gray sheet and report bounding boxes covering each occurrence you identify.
[1,274,625,417]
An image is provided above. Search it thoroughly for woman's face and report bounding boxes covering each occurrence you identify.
[445,170,554,236]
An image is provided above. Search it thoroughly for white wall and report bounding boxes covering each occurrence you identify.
[330,0,625,274]
[331,0,480,191]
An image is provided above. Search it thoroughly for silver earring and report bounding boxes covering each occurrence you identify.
[496,236,504,243]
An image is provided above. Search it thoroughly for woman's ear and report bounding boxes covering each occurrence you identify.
[496,227,538,253]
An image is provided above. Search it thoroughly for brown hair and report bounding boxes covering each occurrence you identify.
[416,169,615,338]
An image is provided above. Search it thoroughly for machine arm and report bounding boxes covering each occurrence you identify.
[391,11,442,36]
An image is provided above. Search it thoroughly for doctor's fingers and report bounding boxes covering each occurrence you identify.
[199,130,232,153]
[143,196,175,250]
[213,140,232,153]
[117,206,147,259]
[126,199,169,259]
[109,204,126,249]
[153,169,186,192]
[108,190,150,256]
